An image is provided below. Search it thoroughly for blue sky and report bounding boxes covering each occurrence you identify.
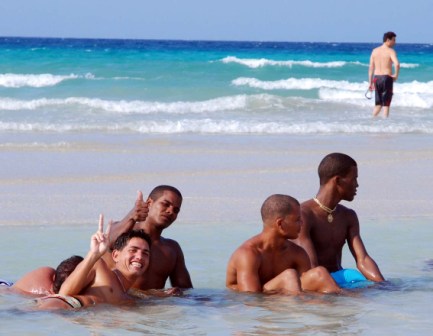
[0,0,432,43]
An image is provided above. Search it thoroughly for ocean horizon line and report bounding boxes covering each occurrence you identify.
[2,35,432,46]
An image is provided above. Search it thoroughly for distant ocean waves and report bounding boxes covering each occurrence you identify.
[232,77,433,109]
[0,73,95,88]
[221,56,419,69]
[1,93,433,135]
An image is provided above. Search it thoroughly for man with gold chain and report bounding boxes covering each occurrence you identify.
[292,153,384,286]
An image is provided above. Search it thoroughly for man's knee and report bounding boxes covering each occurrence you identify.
[281,268,298,280]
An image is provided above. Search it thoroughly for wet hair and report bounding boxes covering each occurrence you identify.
[113,229,152,252]
[148,185,182,202]
[383,31,396,42]
[261,194,299,223]
[52,255,83,293]
[318,153,357,185]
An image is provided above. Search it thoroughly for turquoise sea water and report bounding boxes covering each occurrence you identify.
[1,37,433,136]
[1,38,433,335]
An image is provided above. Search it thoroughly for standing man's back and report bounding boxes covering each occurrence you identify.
[369,31,400,118]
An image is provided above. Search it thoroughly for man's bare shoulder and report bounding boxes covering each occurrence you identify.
[337,203,357,216]
[300,199,317,226]
[300,199,315,213]
[158,236,183,250]
[286,239,308,255]
[231,235,261,258]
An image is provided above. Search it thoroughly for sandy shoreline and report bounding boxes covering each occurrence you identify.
[1,132,433,226]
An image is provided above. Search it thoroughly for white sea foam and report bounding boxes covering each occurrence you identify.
[222,56,360,68]
[222,56,418,69]
[0,95,249,114]
[0,73,95,88]
[232,77,365,91]
[1,119,432,135]
[243,77,429,93]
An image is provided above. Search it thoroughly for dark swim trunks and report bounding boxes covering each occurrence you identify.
[374,75,393,106]
[0,279,13,287]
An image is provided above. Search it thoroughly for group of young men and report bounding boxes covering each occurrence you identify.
[3,152,384,309]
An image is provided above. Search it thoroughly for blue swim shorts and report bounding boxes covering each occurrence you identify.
[331,269,368,288]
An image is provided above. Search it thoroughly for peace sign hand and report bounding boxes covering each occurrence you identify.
[90,214,112,257]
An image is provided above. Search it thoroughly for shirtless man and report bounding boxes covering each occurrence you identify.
[368,31,400,118]
[294,153,384,286]
[104,185,192,291]
[226,194,341,295]
[37,215,151,309]
[11,255,83,296]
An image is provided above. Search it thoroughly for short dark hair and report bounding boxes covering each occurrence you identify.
[318,153,357,185]
[148,185,182,202]
[261,194,299,222]
[53,255,83,293]
[383,31,396,42]
[113,229,152,251]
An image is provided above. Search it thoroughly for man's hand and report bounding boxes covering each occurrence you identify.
[131,190,149,223]
[90,214,112,257]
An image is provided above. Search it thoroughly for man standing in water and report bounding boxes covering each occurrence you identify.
[105,185,193,291]
[368,31,400,118]
[293,153,384,286]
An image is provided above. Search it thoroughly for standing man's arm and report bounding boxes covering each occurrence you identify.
[390,50,400,81]
[108,191,149,246]
[296,208,319,267]
[368,52,375,89]
[169,241,193,289]
[347,213,385,282]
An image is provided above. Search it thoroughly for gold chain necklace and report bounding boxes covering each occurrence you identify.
[313,197,337,223]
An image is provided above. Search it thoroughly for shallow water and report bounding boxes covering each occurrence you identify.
[1,217,433,335]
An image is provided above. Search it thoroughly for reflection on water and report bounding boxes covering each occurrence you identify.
[2,281,433,335]
[1,221,433,335]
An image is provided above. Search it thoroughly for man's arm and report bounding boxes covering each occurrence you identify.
[347,212,385,282]
[60,215,112,295]
[108,191,149,247]
[295,207,319,267]
[368,51,375,88]
[169,241,193,289]
[234,249,262,293]
[391,50,400,81]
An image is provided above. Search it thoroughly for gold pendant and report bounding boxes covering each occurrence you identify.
[327,213,333,223]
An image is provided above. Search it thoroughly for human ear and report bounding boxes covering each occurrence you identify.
[275,217,283,230]
[112,250,119,263]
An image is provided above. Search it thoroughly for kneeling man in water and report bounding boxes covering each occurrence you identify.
[293,153,384,286]
[226,194,341,295]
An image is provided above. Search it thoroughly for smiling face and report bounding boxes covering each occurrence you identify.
[112,237,150,278]
[147,190,182,229]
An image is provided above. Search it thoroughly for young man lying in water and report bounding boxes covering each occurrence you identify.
[36,215,152,309]
[9,255,83,296]
[226,194,342,295]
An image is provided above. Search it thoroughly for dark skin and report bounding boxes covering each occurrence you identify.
[294,166,385,282]
[104,190,192,290]
[226,198,341,295]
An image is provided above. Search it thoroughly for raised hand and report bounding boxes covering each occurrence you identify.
[90,214,112,257]
[132,190,149,223]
